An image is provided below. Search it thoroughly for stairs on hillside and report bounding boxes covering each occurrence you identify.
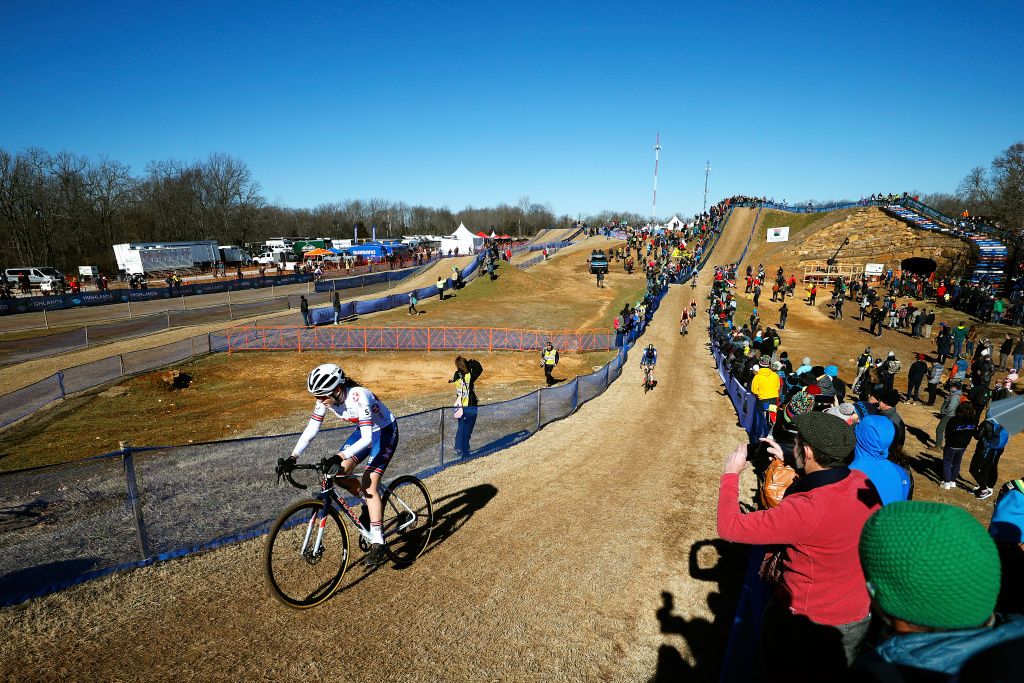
[883,203,1008,289]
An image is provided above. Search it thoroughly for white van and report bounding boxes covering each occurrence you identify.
[4,266,65,289]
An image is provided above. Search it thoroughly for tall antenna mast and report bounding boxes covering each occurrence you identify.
[703,160,711,213]
[652,133,661,221]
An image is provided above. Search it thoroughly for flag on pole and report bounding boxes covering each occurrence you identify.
[354,225,359,242]
[372,224,377,241]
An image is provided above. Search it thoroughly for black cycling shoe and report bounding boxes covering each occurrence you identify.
[363,543,387,568]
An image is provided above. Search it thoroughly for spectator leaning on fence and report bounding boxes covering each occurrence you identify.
[717,412,882,681]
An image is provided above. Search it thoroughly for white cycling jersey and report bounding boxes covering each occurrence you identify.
[292,386,396,458]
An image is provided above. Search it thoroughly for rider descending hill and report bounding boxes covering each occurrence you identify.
[286,363,399,567]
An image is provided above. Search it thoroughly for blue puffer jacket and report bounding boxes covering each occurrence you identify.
[872,613,1024,674]
[851,415,911,505]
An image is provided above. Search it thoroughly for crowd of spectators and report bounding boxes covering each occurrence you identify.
[707,266,1024,681]
[607,201,730,345]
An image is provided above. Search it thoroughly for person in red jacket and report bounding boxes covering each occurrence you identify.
[718,411,882,681]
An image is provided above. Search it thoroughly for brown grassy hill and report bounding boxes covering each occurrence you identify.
[751,207,974,276]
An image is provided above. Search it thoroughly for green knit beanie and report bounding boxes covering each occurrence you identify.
[859,501,1001,629]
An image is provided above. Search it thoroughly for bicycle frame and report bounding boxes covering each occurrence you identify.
[299,475,417,559]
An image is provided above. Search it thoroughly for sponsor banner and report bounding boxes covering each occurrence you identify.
[766,226,790,243]
[864,263,885,276]
[0,273,314,316]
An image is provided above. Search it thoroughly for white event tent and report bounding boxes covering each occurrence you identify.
[440,223,486,255]
[664,215,684,231]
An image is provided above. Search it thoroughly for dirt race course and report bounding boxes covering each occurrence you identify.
[0,214,757,682]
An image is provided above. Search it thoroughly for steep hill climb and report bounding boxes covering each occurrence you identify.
[0,211,756,682]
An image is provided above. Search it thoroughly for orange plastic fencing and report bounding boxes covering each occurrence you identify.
[227,326,616,353]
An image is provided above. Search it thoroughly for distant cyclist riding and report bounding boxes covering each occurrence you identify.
[640,343,658,391]
[285,363,399,568]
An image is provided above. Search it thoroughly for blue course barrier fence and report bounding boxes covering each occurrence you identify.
[0,273,315,316]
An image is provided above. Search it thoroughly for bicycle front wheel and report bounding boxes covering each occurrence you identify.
[381,475,433,564]
[264,500,350,609]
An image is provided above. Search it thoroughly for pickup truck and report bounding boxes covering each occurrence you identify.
[588,249,609,275]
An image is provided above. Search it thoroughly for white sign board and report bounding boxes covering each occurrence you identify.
[766,227,790,243]
[78,266,98,277]
[864,263,885,276]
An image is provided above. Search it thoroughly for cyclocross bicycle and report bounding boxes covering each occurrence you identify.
[642,365,654,393]
[263,457,433,609]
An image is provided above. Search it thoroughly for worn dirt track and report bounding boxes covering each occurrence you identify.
[0,212,756,682]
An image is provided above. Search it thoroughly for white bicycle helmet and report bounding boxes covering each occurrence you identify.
[307,363,345,396]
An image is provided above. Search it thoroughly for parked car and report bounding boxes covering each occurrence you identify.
[4,266,66,290]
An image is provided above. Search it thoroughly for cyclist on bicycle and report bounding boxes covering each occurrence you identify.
[640,343,658,385]
[285,363,398,567]
[680,307,690,334]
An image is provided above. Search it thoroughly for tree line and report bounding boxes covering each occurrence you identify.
[0,147,583,274]
[918,141,1024,231]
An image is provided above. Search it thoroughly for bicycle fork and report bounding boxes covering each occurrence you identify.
[302,511,327,558]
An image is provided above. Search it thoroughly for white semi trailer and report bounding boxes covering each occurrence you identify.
[113,240,220,274]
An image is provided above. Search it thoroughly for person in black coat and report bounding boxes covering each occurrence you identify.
[906,353,929,404]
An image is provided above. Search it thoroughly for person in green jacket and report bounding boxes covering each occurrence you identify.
[993,297,1006,323]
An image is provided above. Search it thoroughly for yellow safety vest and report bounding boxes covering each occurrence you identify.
[543,349,557,365]
[455,376,471,407]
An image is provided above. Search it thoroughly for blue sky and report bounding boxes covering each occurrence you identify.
[2,1,1022,218]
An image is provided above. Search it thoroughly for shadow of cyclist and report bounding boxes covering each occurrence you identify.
[334,483,498,593]
[417,483,498,560]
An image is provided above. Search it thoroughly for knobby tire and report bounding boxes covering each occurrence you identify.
[264,499,350,609]
[381,475,433,564]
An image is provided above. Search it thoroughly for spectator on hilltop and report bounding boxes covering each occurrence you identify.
[1013,332,1024,373]
[968,417,1010,501]
[855,501,1024,677]
[989,479,1024,615]
[906,353,928,404]
[934,380,963,449]
[926,360,945,406]
[850,415,911,505]
[870,388,906,460]
[998,333,1014,371]
[940,401,977,490]
[879,351,901,392]
[717,412,882,681]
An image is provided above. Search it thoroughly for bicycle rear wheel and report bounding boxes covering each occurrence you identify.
[264,500,349,609]
[381,475,433,564]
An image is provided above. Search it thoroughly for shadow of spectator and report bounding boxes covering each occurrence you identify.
[650,539,747,682]
[905,450,944,485]
[905,425,932,447]
[0,558,103,605]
